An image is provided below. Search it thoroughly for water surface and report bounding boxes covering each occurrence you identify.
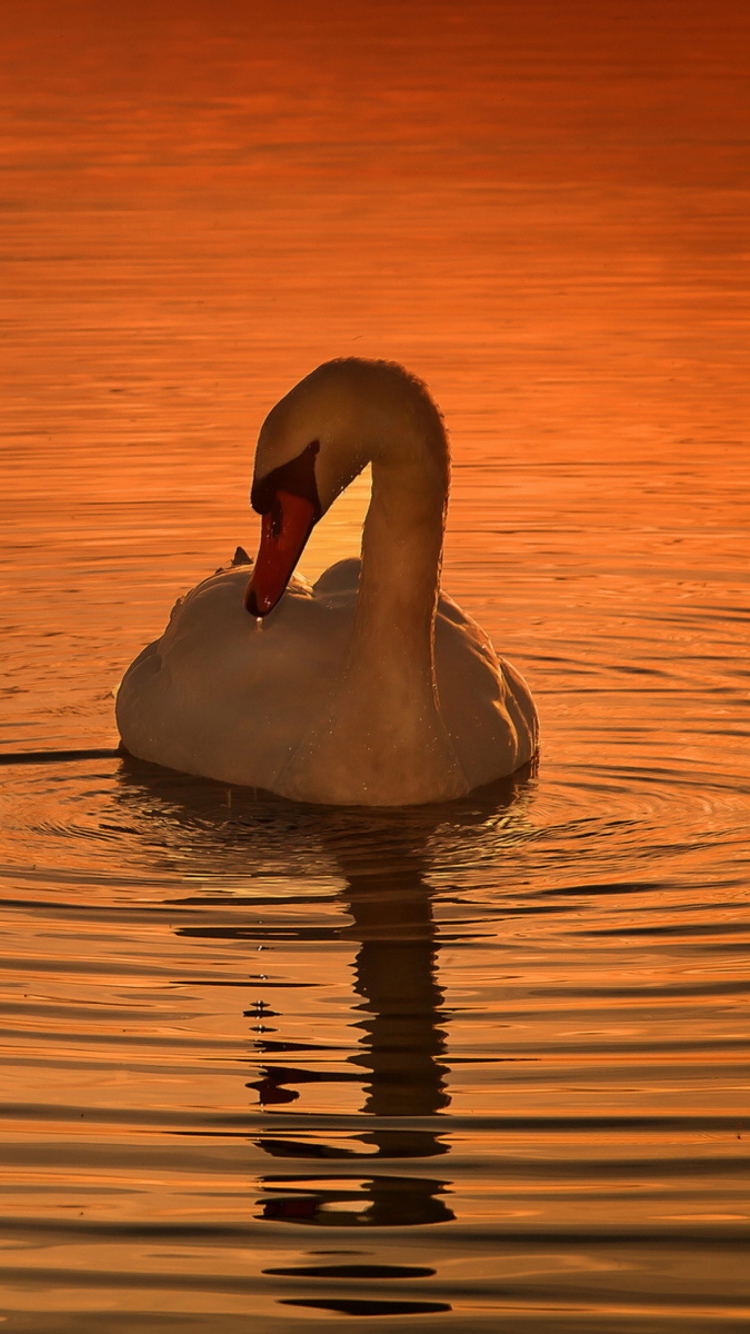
[1,1,749,1329]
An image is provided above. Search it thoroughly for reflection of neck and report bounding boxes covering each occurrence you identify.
[252,839,455,1223]
[343,861,450,1126]
[355,936,449,1123]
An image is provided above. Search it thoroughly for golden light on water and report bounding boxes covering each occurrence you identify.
[2,0,749,1326]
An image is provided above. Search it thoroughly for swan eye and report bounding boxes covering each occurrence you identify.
[251,439,322,519]
[270,498,283,539]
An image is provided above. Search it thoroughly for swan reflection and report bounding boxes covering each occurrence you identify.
[251,835,454,1229]
[114,758,536,1234]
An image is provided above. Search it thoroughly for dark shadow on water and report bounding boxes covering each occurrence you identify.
[113,752,537,877]
[250,833,456,1228]
[281,1298,452,1316]
[113,758,537,1232]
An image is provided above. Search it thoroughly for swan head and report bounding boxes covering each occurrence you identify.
[245,359,447,618]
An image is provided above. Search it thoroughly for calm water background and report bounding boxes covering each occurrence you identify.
[2,0,749,1329]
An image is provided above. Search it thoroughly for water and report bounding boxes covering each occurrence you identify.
[2,0,749,1329]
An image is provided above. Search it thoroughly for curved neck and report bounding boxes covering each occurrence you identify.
[274,389,466,805]
[355,454,447,655]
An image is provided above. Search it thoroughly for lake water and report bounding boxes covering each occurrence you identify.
[2,1,749,1330]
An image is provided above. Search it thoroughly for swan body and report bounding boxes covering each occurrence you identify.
[116,359,538,806]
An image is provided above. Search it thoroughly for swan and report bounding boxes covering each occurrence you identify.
[116,358,538,806]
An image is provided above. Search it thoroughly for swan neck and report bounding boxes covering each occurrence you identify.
[354,433,448,658]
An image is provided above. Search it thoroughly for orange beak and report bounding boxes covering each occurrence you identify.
[244,489,318,617]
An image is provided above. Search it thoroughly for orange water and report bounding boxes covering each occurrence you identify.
[1,1,749,1330]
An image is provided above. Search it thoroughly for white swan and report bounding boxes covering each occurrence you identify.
[116,359,538,806]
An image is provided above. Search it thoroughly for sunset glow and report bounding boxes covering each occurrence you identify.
[2,0,749,1326]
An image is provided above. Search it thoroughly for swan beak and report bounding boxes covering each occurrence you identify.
[244,490,318,617]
